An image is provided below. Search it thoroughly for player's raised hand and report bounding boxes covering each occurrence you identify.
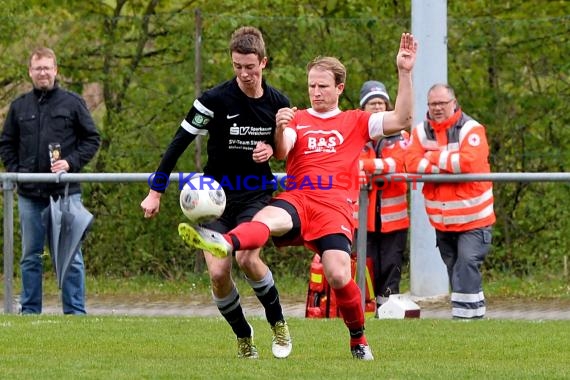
[396,33,418,73]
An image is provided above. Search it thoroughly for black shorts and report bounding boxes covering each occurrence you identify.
[270,199,351,255]
[202,189,273,234]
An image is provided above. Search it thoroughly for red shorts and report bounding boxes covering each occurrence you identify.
[273,190,355,249]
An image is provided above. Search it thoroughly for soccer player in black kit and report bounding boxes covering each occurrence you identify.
[141,26,292,359]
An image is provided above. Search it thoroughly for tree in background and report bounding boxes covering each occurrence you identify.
[1,0,569,280]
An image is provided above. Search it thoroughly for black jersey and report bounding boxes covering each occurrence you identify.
[154,78,289,196]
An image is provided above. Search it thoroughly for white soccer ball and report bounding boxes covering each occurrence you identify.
[179,177,226,223]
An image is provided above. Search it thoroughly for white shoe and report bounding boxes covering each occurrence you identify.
[271,320,292,358]
[351,344,374,360]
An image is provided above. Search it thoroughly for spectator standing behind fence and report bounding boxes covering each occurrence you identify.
[140,26,292,359]
[0,47,101,315]
[356,81,410,313]
[178,33,418,360]
[405,83,495,319]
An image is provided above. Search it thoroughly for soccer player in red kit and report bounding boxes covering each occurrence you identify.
[180,32,417,360]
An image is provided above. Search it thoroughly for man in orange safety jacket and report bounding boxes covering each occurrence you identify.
[405,83,495,319]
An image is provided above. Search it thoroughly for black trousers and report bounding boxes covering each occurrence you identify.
[364,229,408,299]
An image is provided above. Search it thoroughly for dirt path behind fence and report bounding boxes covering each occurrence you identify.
[16,294,570,320]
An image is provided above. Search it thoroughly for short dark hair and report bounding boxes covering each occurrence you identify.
[428,83,456,100]
[229,26,266,61]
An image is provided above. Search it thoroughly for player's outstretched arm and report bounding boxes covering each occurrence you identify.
[382,33,418,136]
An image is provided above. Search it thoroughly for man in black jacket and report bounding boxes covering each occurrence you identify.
[0,47,100,314]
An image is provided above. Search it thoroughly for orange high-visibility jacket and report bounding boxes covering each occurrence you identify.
[405,110,495,232]
[355,131,410,233]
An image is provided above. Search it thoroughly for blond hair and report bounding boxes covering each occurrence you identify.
[306,56,346,86]
[29,47,57,67]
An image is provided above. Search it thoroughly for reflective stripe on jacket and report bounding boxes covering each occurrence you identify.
[355,131,410,233]
[405,110,495,232]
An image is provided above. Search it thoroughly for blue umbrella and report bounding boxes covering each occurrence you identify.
[42,184,94,289]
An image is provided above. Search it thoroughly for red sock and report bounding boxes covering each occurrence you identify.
[333,280,367,347]
[227,221,270,251]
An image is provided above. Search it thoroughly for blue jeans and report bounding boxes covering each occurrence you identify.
[18,194,86,315]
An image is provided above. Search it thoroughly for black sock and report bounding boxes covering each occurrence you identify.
[215,286,251,338]
[256,285,284,326]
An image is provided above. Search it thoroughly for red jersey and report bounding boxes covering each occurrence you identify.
[274,108,385,247]
[283,108,382,199]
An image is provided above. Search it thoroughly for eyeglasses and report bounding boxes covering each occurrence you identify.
[31,66,54,73]
[428,99,455,108]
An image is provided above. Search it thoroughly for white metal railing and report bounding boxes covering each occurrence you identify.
[3,172,570,314]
